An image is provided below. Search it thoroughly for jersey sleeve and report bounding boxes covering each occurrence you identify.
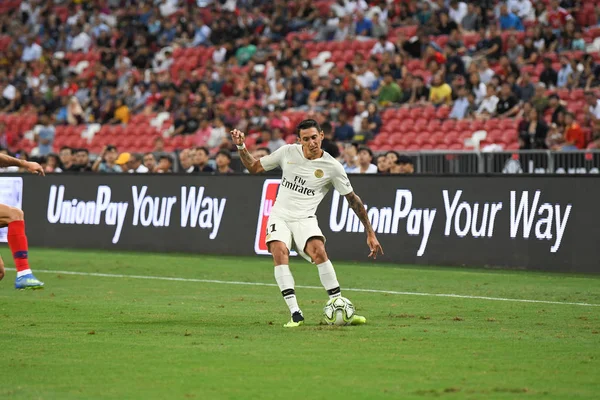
[331,162,354,196]
[259,145,287,171]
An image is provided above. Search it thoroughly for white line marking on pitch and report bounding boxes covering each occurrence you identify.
[7,268,600,307]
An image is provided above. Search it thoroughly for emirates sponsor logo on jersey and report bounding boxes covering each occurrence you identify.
[254,179,297,256]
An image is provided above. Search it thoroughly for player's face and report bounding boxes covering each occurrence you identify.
[298,127,324,159]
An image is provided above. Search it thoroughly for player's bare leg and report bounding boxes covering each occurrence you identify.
[0,204,43,289]
[270,241,304,327]
[0,255,5,282]
[304,237,366,325]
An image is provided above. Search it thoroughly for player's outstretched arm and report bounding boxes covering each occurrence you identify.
[345,191,384,259]
[230,129,265,174]
[0,153,45,176]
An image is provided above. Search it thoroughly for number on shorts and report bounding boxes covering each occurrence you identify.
[266,223,276,236]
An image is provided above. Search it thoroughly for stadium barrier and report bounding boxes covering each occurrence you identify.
[10,174,598,274]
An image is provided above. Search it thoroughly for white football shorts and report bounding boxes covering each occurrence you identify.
[265,215,326,263]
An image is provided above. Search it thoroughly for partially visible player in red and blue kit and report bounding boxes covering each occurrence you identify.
[0,152,45,289]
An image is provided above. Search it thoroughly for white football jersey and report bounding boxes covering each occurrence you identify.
[260,144,354,220]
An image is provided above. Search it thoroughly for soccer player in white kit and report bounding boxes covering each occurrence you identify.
[231,119,383,327]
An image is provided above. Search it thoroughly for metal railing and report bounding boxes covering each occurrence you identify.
[399,150,600,174]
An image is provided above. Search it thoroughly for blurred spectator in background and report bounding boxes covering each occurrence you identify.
[321,122,340,158]
[156,155,173,173]
[179,149,195,173]
[73,148,92,172]
[192,147,215,173]
[450,86,470,120]
[35,115,55,156]
[376,154,389,174]
[519,108,548,149]
[93,145,122,173]
[350,146,377,174]
[342,143,359,172]
[116,152,131,172]
[126,153,149,173]
[391,155,414,174]
[143,152,157,173]
[215,149,234,174]
[334,112,355,141]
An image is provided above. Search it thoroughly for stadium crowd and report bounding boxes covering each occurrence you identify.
[0,0,599,174]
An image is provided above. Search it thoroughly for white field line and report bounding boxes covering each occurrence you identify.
[7,268,600,308]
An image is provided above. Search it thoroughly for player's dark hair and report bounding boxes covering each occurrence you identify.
[159,155,173,163]
[75,148,89,154]
[60,146,72,154]
[296,119,322,136]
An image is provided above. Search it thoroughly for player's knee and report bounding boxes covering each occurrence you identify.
[8,207,24,222]
[269,242,289,264]
[306,238,327,264]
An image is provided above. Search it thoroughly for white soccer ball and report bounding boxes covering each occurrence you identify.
[323,296,355,326]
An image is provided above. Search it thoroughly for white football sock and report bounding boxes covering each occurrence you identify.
[274,265,300,314]
[317,260,341,298]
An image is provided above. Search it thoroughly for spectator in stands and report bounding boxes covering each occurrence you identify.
[192,146,215,173]
[474,25,503,63]
[499,4,524,31]
[73,149,92,172]
[476,84,499,120]
[461,3,482,32]
[214,149,234,174]
[496,82,521,118]
[429,73,453,106]
[179,149,195,173]
[92,145,121,173]
[448,1,468,25]
[355,12,373,37]
[342,143,359,172]
[143,153,157,173]
[207,118,228,149]
[21,36,42,62]
[548,94,567,125]
[376,155,390,174]
[547,0,572,31]
[334,112,355,142]
[377,72,403,106]
[521,36,539,65]
[450,86,470,120]
[506,36,524,66]
[370,13,388,38]
[517,72,535,102]
[557,56,574,89]
[350,146,377,174]
[508,0,533,21]
[126,153,149,173]
[519,108,549,149]
[156,155,173,174]
[405,76,430,105]
[540,58,559,89]
[542,25,559,52]
[585,91,600,123]
[35,115,55,157]
[57,146,77,172]
[44,154,59,174]
[562,112,586,150]
[391,155,415,174]
[371,35,395,56]
[321,122,340,159]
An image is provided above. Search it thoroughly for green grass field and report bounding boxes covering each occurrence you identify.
[1,248,599,400]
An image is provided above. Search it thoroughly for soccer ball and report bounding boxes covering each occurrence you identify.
[323,296,355,326]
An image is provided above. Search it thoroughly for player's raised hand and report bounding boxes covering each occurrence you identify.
[23,161,45,176]
[230,129,245,146]
[367,233,383,259]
